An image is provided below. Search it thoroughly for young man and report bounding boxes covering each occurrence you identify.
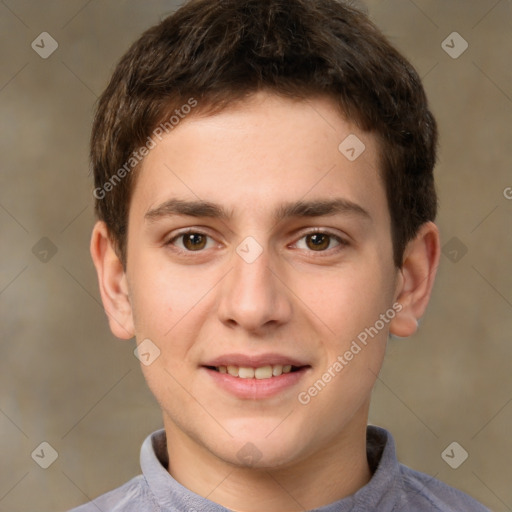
[72,0,489,510]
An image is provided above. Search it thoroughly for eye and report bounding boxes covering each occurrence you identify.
[294,231,346,252]
[166,230,216,252]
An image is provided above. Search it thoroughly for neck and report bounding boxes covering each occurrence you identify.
[163,408,372,511]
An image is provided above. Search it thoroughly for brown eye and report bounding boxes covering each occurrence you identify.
[166,231,214,252]
[305,233,332,251]
[182,233,207,251]
[294,232,344,252]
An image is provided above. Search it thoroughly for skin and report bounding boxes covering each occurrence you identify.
[91,92,440,512]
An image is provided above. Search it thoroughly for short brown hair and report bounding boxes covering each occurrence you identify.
[91,0,438,268]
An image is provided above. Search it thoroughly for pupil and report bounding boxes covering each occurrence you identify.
[307,234,329,251]
[184,233,206,250]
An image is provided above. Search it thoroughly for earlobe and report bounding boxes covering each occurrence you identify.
[389,221,440,338]
[90,221,135,340]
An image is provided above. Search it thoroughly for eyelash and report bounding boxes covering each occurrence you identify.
[165,228,349,256]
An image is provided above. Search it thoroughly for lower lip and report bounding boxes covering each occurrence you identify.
[202,367,309,399]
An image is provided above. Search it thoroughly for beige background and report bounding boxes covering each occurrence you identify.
[0,1,511,511]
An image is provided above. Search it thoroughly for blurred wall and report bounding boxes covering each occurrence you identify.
[0,1,510,510]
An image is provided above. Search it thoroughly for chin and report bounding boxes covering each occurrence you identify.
[217,425,309,469]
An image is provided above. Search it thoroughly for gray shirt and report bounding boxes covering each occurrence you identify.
[69,426,489,511]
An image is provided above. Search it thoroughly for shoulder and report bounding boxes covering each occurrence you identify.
[397,464,490,512]
[67,474,157,512]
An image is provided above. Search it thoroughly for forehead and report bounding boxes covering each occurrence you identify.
[129,92,388,227]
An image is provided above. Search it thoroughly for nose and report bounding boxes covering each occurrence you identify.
[217,243,293,334]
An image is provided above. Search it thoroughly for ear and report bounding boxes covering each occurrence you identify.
[90,221,135,340]
[389,221,440,338]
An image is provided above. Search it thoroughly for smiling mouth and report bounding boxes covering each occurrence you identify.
[204,364,307,379]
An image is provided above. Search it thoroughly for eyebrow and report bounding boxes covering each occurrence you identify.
[144,198,371,223]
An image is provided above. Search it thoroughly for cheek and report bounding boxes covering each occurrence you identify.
[128,262,214,374]
[128,260,199,335]
[301,264,391,339]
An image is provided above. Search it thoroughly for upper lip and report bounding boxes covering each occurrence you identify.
[202,353,310,368]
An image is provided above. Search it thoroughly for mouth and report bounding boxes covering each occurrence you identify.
[204,364,306,379]
[200,354,311,399]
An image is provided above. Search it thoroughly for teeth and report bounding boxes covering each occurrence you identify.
[254,366,272,379]
[227,365,239,377]
[272,364,283,376]
[238,367,255,378]
[215,364,300,379]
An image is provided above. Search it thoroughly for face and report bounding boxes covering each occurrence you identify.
[124,92,400,468]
